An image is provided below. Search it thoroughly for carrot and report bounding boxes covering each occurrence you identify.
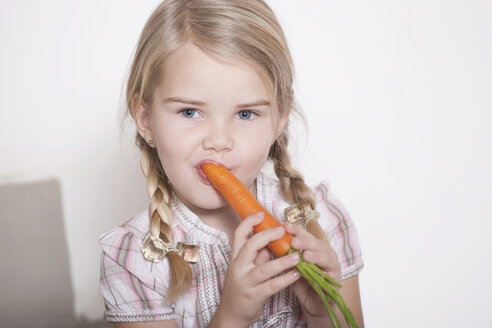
[201,163,291,257]
[201,163,360,328]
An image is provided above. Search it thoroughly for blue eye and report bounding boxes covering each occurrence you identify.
[236,110,256,120]
[180,108,198,118]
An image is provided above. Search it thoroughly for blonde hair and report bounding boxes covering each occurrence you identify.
[125,0,326,302]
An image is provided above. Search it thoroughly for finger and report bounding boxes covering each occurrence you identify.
[231,212,265,259]
[236,225,286,265]
[284,223,326,252]
[284,223,339,272]
[254,269,301,298]
[251,251,300,285]
[289,275,310,298]
[302,248,340,273]
[253,247,271,266]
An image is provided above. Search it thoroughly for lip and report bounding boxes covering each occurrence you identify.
[195,159,230,185]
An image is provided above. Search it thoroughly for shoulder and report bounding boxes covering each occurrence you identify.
[311,180,352,233]
[311,180,364,279]
[99,209,176,322]
[99,210,151,274]
[99,210,149,245]
[99,209,171,295]
[263,174,352,233]
[264,174,364,279]
[99,209,150,250]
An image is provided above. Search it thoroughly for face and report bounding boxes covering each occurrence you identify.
[134,43,285,215]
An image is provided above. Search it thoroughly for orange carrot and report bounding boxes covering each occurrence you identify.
[201,162,360,328]
[201,163,292,257]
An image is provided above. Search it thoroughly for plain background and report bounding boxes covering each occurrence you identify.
[1,0,491,326]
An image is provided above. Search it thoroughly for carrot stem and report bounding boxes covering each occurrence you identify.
[299,259,359,327]
[307,259,343,288]
[296,259,342,328]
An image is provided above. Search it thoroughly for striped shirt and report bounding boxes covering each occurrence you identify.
[99,172,363,327]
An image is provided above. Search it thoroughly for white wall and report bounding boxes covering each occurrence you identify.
[1,1,491,326]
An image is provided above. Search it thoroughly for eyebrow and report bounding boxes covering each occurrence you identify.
[164,96,270,108]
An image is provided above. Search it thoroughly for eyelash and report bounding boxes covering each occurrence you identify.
[178,108,259,120]
[178,108,201,119]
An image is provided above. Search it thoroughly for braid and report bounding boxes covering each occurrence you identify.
[269,133,327,241]
[138,135,192,302]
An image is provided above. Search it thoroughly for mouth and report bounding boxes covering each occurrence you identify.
[195,159,229,184]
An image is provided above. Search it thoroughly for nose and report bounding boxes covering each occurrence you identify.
[202,119,234,152]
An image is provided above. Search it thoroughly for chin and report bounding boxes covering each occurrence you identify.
[183,188,230,211]
[199,194,229,210]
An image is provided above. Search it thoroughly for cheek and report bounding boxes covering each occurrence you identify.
[245,140,271,161]
[153,122,196,155]
[152,129,188,175]
[238,129,274,164]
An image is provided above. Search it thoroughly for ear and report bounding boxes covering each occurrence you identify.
[131,94,154,143]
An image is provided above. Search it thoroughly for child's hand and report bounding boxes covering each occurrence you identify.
[212,212,301,328]
[285,222,341,319]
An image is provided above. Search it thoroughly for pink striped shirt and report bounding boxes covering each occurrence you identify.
[99,172,363,327]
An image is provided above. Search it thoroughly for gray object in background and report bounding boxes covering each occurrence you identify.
[0,179,76,328]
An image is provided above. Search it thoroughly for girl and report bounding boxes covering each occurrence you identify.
[99,0,364,327]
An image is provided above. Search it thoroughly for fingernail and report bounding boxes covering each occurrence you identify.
[292,270,301,278]
[255,212,265,220]
[273,226,285,235]
[288,252,299,263]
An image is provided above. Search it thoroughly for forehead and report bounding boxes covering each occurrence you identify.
[156,43,273,104]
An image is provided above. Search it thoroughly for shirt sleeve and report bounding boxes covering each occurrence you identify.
[313,181,364,280]
[99,227,175,322]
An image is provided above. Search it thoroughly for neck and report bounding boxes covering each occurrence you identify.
[174,180,258,243]
[183,200,241,243]
[200,206,242,238]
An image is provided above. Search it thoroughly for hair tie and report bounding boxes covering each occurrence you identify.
[284,204,320,228]
[141,236,199,263]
